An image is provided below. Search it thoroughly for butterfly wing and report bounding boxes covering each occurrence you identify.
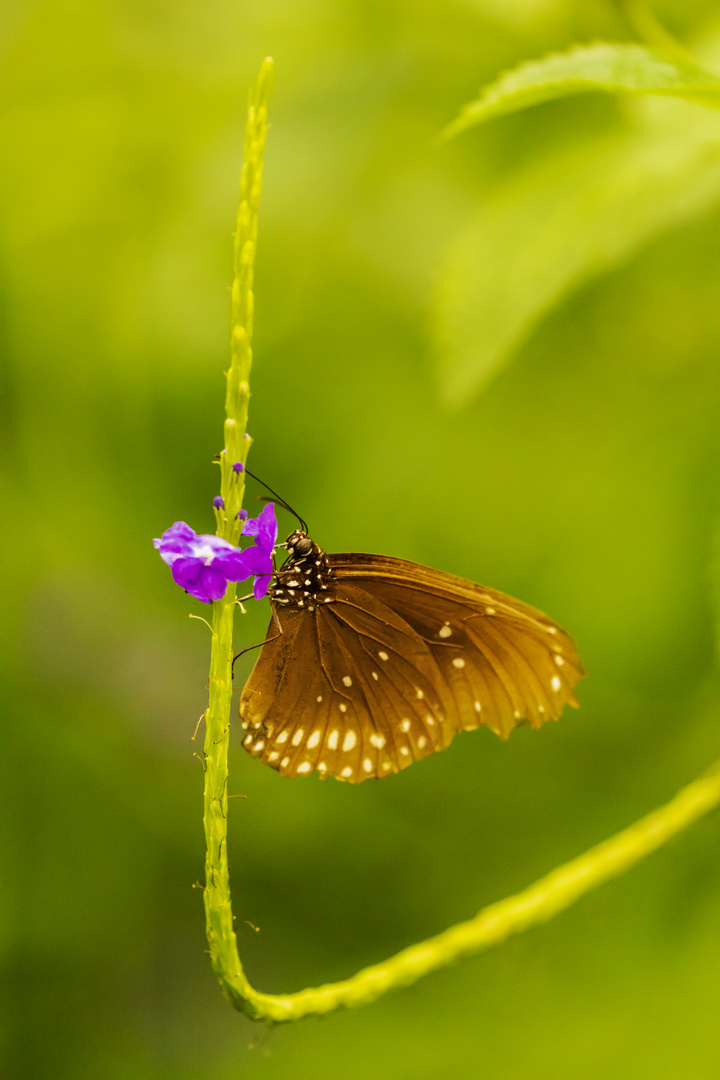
[239,553,584,783]
[332,553,584,738]
[239,587,452,782]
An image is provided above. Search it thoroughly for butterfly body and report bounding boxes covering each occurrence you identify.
[239,530,585,783]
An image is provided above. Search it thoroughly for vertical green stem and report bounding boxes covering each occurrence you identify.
[202,58,273,1019]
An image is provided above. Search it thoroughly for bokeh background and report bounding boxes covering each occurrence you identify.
[3,1,720,1077]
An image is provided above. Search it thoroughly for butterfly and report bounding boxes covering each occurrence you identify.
[238,527,585,783]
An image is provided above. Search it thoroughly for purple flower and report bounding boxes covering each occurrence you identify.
[237,509,248,522]
[153,522,255,603]
[240,503,278,598]
[153,503,279,603]
[242,502,278,551]
[232,462,244,474]
[213,495,224,509]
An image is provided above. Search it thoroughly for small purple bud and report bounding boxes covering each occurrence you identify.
[213,496,225,510]
[237,509,248,522]
[233,462,244,474]
[244,432,251,440]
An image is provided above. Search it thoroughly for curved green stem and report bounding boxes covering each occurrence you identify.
[210,756,720,1023]
[199,57,720,1027]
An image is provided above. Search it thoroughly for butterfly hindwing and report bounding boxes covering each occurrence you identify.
[239,585,450,781]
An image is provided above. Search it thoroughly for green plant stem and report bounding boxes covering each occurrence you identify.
[207,757,720,1023]
[202,58,273,1018]
[199,57,720,1028]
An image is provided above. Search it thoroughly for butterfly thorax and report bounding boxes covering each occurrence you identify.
[270,530,336,609]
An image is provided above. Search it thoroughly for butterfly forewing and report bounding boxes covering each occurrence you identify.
[332,554,583,730]
[239,541,585,783]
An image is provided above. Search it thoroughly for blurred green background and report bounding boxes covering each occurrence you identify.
[3,1,720,1077]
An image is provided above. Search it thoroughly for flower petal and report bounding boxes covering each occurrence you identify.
[256,502,279,552]
[241,502,278,553]
[195,566,230,603]
[153,522,198,565]
[235,546,273,577]
[253,574,272,599]
[217,548,256,582]
[171,557,229,603]
[155,513,277,603]
[170,556,203,590]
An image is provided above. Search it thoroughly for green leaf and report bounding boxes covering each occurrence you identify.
[434,96,720,407]
[441,43,720,141]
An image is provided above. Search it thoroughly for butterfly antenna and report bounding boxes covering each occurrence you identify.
[244,468,309,534]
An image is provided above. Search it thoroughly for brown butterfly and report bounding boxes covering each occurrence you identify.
[238,528,585,783]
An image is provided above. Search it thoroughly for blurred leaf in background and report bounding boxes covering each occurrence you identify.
[435,35,720,404]
[3,0,720,1077]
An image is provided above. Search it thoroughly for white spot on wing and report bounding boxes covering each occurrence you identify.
[363,758,373,773]
[400,746,410,756]
[297,761,311,774]
[342,675,352,686]
[378,651,389,661]
[339,703,347,713]
[370,734,386,748]
[276,731,289,744]
[418,736,427,749]
[291,729,304,746]
[328,730,339,750]
[316,695,323,703]
[416,689,424,700]
[342,730,357,752]
[486,607,496,615]
[307,730,321,749]
[280,756,290,768]
[268,751,279,762]
[400,719,411,733]
[474,701,482,712]
[341,766,353,778]
[551,676,562,692]
[452,657,465,669]
[554,655,565,666]
[439,624,452,639]
[372,671,379,681]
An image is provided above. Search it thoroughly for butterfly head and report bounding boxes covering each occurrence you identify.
[285,530,315,558]
[271,531,335,609]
